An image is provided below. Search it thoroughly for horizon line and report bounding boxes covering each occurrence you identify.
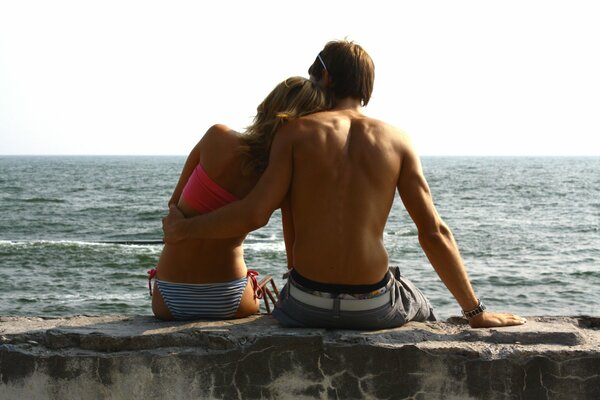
[1,154,599,158]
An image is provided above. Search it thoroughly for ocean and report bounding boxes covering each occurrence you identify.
[1,156,598,319]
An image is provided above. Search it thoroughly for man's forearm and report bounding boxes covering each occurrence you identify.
[165,200,270,242]
[190,202,266,238]
[419,226,479,312]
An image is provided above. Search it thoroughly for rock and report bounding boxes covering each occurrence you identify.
[0,315,599,399]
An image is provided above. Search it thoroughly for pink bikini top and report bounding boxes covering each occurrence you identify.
[181,164,238,213]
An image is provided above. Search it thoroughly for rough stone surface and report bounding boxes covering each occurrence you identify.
[0,315,599,399]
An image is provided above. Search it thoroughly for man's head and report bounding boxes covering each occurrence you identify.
[308,40,375,106]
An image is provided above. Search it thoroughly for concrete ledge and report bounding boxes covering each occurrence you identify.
[1,315,599,399]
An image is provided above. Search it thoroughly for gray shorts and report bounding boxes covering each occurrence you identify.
[272,267,436,330]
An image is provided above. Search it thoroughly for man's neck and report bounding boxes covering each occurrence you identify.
[332,97,363,112]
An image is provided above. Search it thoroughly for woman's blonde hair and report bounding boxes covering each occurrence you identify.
[239,77,329,175]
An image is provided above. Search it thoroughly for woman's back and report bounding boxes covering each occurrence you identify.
[156,124,260,284]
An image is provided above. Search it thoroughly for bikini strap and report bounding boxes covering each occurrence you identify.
[147,268,157,297]
[247,269,264,300]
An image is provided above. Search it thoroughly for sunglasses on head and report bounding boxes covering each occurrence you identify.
[317,54,327,71]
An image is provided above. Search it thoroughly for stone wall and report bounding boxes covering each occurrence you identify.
[1,315,599,399]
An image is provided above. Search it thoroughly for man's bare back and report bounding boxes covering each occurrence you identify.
[283,108,407,285]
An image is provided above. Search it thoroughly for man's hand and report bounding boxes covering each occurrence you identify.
[469,311,527,328]
[162,204,187,244]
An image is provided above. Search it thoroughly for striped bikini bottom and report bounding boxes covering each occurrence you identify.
[149,269,262,320]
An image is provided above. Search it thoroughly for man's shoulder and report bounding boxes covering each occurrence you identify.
[357,116,410,140]
[278,114,325,136]
[280,112,411,143]
[295,111,332,125]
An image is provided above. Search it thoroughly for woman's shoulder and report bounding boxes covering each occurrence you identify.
[200,124,241,150]
[198,124,248,171]
[203,124,238,140]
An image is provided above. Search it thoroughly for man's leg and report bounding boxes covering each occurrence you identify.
[272,284,308,327]
[390,266,437,322]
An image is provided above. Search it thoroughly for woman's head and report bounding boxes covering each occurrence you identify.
[240,77,329,175]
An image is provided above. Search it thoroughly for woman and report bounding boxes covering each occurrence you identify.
[149,77,328,320]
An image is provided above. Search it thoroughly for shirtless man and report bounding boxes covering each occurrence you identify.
[163,40,526,329]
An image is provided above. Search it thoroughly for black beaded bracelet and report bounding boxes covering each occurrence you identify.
[462,299,486,319]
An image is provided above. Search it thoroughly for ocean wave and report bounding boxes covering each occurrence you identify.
[23,197,66,204]
[246,232,279,241]
[54,292,145,302]
[0,239,163,249]
[243,241,286,252]
[569,270,600,278]
[385,228,418,237]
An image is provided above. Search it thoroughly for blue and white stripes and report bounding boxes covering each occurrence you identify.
[156,277,247,320]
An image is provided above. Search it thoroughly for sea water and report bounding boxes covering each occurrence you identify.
[1,156,598,319]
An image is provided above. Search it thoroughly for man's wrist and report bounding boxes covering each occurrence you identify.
[462,299,486,319]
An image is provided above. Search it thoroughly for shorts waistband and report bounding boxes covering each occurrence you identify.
[287,269,394,311]
[288,283,392,311]
[290,268,391,294]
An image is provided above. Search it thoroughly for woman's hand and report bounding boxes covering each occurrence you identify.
[162,205,187,244]
[468,311,527,328]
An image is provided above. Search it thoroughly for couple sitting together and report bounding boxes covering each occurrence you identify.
[151,40,526,329]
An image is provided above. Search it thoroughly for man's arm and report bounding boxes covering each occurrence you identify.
[162,122,296,241]
[397,137,525,328]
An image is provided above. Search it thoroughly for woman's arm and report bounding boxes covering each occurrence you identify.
[168,140,201,207]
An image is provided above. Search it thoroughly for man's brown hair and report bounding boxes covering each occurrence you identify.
[308,40,375,106]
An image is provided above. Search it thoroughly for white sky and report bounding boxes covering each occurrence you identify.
[1,0,599,156]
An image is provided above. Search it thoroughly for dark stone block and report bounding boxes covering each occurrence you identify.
[0,346,36,384]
